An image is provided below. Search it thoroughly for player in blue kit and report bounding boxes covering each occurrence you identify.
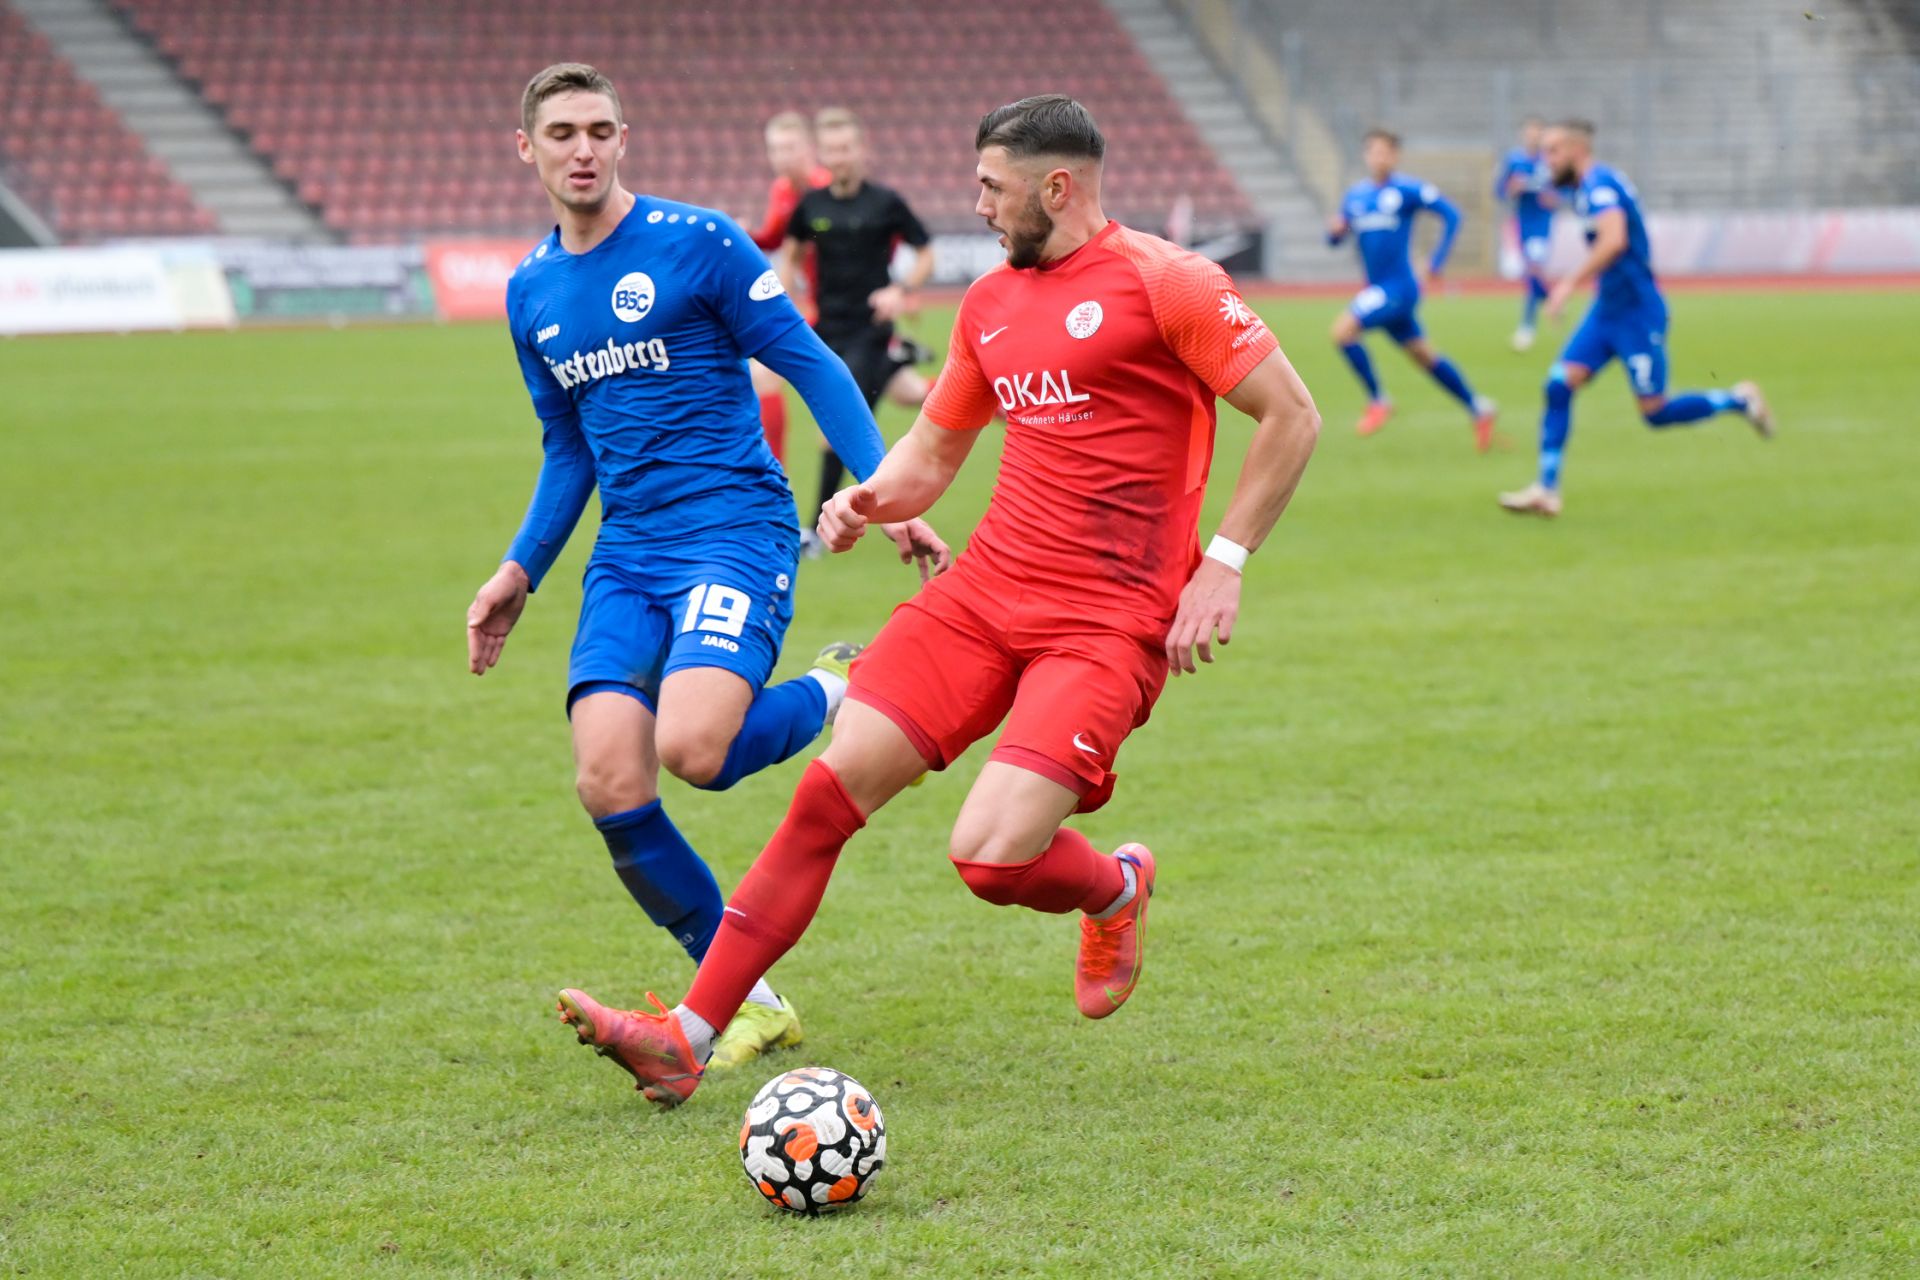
[1499,120,1774,518]
[1495,116,1558,352]
[464,64,950,1073]
[1327,128,1498,451]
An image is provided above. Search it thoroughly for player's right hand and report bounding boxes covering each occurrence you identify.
[818,483,877,553]
[466,562,531,675]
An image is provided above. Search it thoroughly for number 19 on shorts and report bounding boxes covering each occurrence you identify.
[682,583,751,653]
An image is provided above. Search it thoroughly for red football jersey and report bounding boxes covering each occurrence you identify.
[751,164,831,321]
[749,164,832,249]
[924,221,1278,622]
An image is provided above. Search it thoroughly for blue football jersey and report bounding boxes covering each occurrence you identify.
[504,196,805,548]
[1574,164,1660,313]
[1495,147,1554,235]
[1338,174,1447,288]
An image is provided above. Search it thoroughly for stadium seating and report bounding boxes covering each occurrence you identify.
[107,0,1256,242]
[1231,0,1920,211]
[0,6,215,241]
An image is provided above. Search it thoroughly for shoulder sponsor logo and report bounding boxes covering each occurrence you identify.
[1218,293,1256,327]
[611,271,655,323]
[536,323,561,343]
[1065,300,1102,339]
[748,269,785,301]
[979,324,1009,344]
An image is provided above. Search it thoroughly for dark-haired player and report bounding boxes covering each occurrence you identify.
[552,94,1322,1107]
[1328,128,1497,450]
[1499,120,1773,517]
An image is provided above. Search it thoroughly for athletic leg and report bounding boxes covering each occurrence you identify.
[675,702,937,1057]
[677,574,1021,1057]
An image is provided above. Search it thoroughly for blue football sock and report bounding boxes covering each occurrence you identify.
[1427,355,1480,412]
[1522,276,1546,327]
[596,801,723,962]
[695,675,828,792]
[1340,342,1382,400]
[1539,373,1574,490]
[1644,390,1739,427]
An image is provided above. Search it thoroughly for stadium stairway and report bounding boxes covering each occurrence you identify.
[10,0,326,238]
[1104,0,1341,279]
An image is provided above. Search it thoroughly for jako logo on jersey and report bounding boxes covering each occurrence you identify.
[748,269,785,301]
[546,336,672,390]
[992,369,1090,412]
[700,634,741,653]
[1065,301,1103,339]
[536,323,561,343]
[610,271,656,323]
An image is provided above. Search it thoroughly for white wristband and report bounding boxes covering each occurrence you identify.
[1204,534,1250,573]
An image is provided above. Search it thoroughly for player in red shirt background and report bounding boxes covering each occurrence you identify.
[748,110,936,472]
[553,95,1322,1106]
[747,112,831,463]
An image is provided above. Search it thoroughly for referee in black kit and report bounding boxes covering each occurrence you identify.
[780,106,936,555]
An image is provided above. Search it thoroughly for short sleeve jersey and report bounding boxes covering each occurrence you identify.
[786,180,930,330]
[1496,147,1553,236]
[1574,163,1660,314]
[1339,174,1445,288]
[505,195,806,543]
[923,221,1278,625]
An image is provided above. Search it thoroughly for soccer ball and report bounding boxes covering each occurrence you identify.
[739,1066,886,1214]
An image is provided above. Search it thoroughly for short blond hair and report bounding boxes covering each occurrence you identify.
[521,63,621,135]
[813,106,863,138]
[765,110,812,139]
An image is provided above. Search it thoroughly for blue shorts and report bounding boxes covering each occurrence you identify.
[1349,281,1423,343]
[566,538,798,712]
[1560,300,1670,397]
[1517,214,1553,270]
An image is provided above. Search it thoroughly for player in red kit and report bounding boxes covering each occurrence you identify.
[552,95,1322,1107]
[746,112,831,463]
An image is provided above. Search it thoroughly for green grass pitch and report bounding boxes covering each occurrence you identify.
[2,288,1917,1277]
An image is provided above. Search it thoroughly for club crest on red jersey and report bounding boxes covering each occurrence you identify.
[1065,300,1103,339]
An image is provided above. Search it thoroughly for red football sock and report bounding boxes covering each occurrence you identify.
[951,826,1124,915]
[758,392,786,463]
[683,759,865,1030]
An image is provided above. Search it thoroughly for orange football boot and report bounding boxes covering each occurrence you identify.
[1473,398,1498,453]
[1355,401,1392,436]
[556,988,704,1108]
[1075,844,1156,1019]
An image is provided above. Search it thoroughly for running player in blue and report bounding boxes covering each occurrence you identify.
[1495,115,1558,352]
[1327,128,1498,452]
[463,64,951,1073]
[1499,120,1774,518]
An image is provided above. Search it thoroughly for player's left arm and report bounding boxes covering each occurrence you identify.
[1165,348,1321,676]
[1422,186,1463,284]
[869,194,934,323]
[1545,205,1627,319]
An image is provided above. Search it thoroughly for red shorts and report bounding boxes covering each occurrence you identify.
[847,564,1169,813]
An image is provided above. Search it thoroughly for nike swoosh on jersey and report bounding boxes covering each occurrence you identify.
[1072,733,1100,756]
[979,325,1009,344]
